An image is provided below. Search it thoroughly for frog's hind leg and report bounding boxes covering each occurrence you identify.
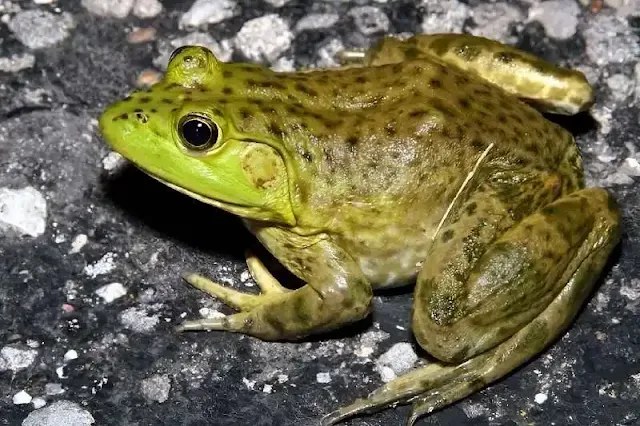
[323,187,620,425]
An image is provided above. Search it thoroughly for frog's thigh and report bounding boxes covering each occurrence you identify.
[323,188,619,425]
[413,187,621,364]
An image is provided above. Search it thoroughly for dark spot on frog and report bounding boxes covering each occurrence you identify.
[346,135,359,151]
[403,46,421,60]
[150,108,157,113]
[268,122,283,136]
[212,107,223,116]
[260,105,278,115]
[122,96,132,102]
[161,98,173,104]
[429,78,442,89]
[135,112,148,123]
[117,113,128,120]
[222,87,233,95]
[248,98,265,107]
[138,97,151,103]
[301,150,313,162]
[239,108,252,120]
[495,52,515,64]
[355,75,368,84]
[171,107,179,113]
[458,98,471,109]
[385,122,397,136]
[497,113,508,123]
[455,45,481,61]
[294,83,318,97]
[431,99,456,118]
[465,202,478,216]
[392,63,403,74]
[454,75,470,86]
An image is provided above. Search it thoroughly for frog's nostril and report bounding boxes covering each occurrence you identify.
[134,111,149,123]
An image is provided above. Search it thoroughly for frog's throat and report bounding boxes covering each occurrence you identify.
[143,171,297,226]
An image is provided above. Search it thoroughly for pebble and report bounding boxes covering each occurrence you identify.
[375,343,418,383]
[295,13,339,31]
[179,0,238,29]
[235,14,293,63]
[119,307,160,333]
[348,6,390,35]
[8,10,74,49]
[127,27,157,44]
[95,283,128,303]
[0,186,47,238]
[22,400,95,426]
[0,53,35,73]
[421,0,469,33]
[141,375,171,403]
[133,0,163,18]
[13,390,32,405]
[81,0,135,19]
[528,0,580,40]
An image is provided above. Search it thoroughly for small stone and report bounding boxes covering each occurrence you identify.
[375,343,418,383]
[421,0,469,34]
[84,253,116,278]
[235,14,293,63]
[471,2,522,41]
[0,346,38,372]
[127,27,157,44]
[133,0,163,18]
[528,0,580,40]
[606,73,635,101]
[63,350,78,362]
[8,10,75,49]
[295,13,339,31]
[264,0,292,6]
[179,0,238,29]
[316,372,331,383]
[348,6,390,35]
[262,384,273,393]
[13,390,32,405]
[141,374,171,403]
[584,14,640,65]
[22,400,95,426]
[137,69,162,87]
[95,282,127,303]
[0,186,47,237]
[32,397,47,409]
[69,234,88,254]
[119,307,160,333]
[81,0,134,19]
[316,38,345,69]
[44,383,65,396]
[534,393,548,404]
[0,53,35,72]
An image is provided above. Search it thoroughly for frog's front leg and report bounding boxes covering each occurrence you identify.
[324,187,620,425]
[177,226,373,340]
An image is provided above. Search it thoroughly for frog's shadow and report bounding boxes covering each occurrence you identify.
[544,110,599,136]
[101,164,251,260]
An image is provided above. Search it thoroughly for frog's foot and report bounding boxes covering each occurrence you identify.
[176,251,290,332]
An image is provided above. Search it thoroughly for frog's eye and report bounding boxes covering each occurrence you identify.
[178,115,220,151]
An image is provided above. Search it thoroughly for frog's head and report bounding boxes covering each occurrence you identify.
[99,46,295,225]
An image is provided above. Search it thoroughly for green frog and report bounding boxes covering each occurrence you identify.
[99,33,621,425]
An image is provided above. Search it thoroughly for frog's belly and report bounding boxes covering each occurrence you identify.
[356,250,426,289]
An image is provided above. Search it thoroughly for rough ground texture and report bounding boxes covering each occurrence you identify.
[1,0,639,425]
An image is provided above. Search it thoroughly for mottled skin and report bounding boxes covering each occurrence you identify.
[99,34,621,425]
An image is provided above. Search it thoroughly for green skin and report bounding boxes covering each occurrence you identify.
[99,34,621,425]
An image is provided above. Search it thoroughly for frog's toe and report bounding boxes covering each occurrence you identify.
[181,272,262,311]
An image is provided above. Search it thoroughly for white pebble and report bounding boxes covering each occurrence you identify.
[81,0,135,19]
[69,234,88,254]
[0,346,38,372]
[102,151,125,172]
[262,384,273,393]
[13,390,32,404]
[141,374,171,403]
[295,13,339,31]
[421,0,469,34]
[264,0,292,6]
[0,53,35,73]
[63,350,79,362]
[528,0,579,40]
[348,6,389,35]
[316,372,331,383]
[235,14,293,63]
[534,392,548,404]
[32,397,47,409]
[375,342,418,383]
[0,186,47,237]
[84,252,117,278]
[7,10,74,49]
[133,0,163,18]
[95,282,127,303]
[179,0,238,29]
[22,400,95,426]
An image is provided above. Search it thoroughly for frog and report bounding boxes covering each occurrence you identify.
[98,33,621,425]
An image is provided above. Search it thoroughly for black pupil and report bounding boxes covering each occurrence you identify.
[182,119,214,148]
